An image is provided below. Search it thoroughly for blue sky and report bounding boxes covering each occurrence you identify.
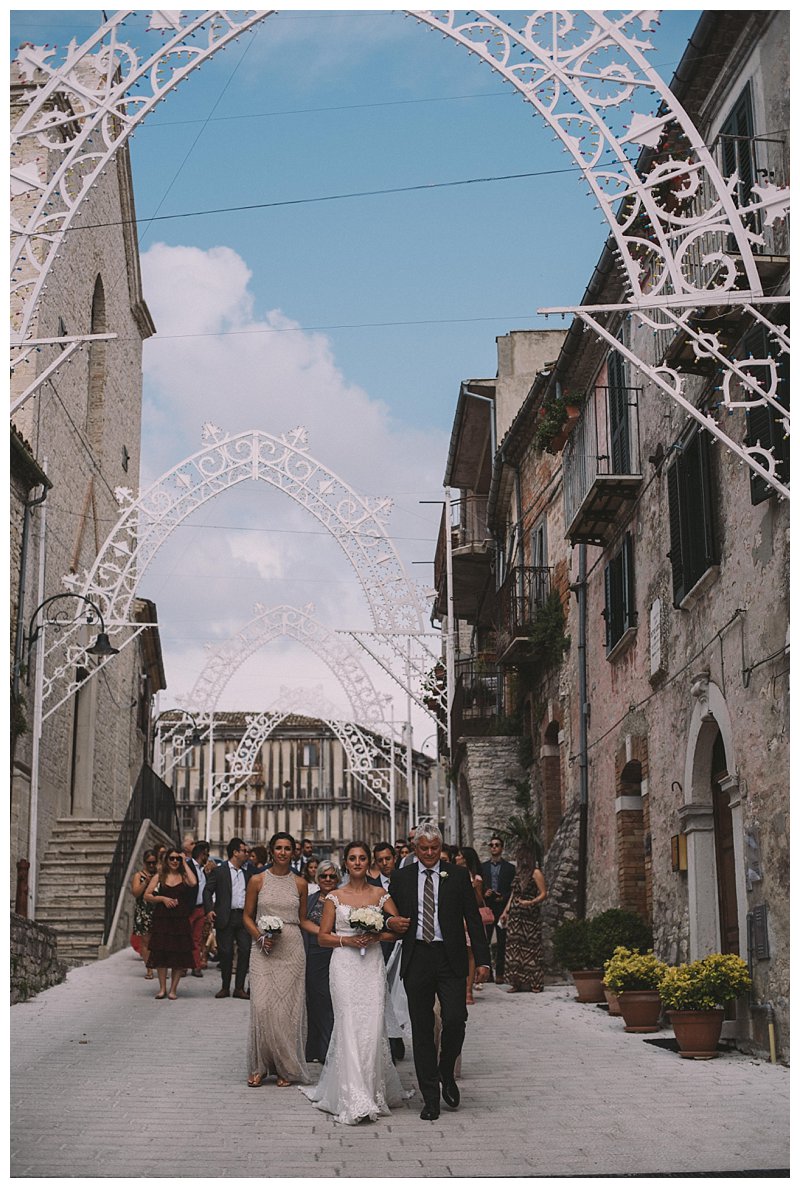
[11,7,701,736]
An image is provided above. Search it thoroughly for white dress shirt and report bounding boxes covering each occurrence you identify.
[191,859,207,907]
[228,861,246,910]
[415,861,444,943]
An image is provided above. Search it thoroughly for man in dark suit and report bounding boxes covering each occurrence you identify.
[481,837,516,984]
[203,837,252,1000]
[388,823,490,1121]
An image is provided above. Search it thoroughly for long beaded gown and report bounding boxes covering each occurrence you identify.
[504,868,545,992]
[247,871,311,1084]
[300,894,412,1125]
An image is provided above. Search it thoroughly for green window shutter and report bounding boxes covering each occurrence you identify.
[621,533,636,632]
[667,460,686,606]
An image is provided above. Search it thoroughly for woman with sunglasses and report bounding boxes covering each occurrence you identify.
[130,850,158,977]
[144,848,198,1000]
[303,860,340,1063]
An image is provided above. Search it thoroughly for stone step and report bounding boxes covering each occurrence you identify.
[37,905,106,924]
[37,888,106,904]
[40,856,114,872]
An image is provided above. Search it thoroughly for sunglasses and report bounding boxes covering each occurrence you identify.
[318,872,337,879]
[168,855,182,862]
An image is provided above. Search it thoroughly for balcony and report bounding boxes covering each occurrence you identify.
[451,656,508,740]
[495,565,552,664]
[433,495,493,624]
[653,132,789,368]
[563,386,642,546]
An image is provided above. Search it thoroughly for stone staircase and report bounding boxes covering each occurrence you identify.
[36,818,123,966]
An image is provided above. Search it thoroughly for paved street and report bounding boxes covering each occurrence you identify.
[11,949,789,1179]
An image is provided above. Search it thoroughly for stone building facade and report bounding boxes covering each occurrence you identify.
[435,11,789,1060]
[160,713,435,862]
[10,64,165,915]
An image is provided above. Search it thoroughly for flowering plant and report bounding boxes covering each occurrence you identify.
[348,905,385,957]
[657,954,751,1011]
[439,871,448,880]
[256,915,283,955]
[603,946,667,993]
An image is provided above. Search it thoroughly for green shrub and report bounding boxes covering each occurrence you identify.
[552,918,593,971]
[658,954,752,1010]
[588,908,653,967]
[603,946,667,993]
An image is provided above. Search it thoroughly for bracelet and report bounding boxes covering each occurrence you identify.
[339,935,344,947]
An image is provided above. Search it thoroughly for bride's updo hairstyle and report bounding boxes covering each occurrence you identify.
[268,831,295,855]
[343,840,370,863]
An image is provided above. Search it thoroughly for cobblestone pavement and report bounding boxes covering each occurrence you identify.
[11,950,789,1179]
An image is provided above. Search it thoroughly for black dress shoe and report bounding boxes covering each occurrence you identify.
[215,988,230,998]
[440,1076,460,1109]
[420,1104,440,1121]
[232,988,250,1000]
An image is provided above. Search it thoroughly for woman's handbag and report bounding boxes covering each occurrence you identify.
[479,905,494,927]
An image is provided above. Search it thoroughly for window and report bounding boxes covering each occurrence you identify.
[667,428,719,607]
[300,742,319,768]
[719,85,756,241]
[603,532,636,652]
[742,323,790,504]
[608,350,631,474]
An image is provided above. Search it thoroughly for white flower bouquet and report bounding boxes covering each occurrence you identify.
[256,914,283,955]
[348,905,385,956]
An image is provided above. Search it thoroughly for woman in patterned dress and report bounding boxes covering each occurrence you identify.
[130,849,158,977]
[498,862,548,993]
[243,832,316,1088]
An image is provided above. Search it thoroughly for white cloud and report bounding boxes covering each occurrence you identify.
[140,240,446,740]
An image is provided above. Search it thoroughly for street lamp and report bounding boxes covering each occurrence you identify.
[152,709,203,777]
[21,593,119,919]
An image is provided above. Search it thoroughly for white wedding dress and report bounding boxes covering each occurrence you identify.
[300,895,413,1125]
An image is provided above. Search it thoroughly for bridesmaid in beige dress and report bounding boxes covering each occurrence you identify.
[243,832,317,1087]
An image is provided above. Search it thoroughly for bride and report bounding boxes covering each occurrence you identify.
[300,840,413,1125]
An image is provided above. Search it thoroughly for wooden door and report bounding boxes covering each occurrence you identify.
[711,731,739,955]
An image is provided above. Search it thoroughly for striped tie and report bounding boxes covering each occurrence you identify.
[422,869,435,943]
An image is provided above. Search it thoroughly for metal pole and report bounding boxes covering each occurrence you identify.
[27,484,47,918]
[405,635,415,828]
[205,713,214,847]
[389,705,396,846]
[576,544,589,919]
[444,486,457,842]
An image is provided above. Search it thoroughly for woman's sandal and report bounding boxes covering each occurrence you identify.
[168,992,178,1000]
[247,1074,264,1088]
[145,970,154,980]
[276,1077,292,1088]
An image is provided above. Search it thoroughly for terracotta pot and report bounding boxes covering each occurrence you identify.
[604,986,622,1016]
[571,969,606,1003]
[618,989,663,1032]
[668,1008,725,1059]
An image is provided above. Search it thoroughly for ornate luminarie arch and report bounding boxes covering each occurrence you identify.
[11,9,789,492]
[211,685,398,813]
[10,10,791,719]
[186,602,388,723]
[36,422,427,719]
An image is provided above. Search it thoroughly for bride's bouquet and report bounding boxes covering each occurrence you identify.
[256,914,283,955]
[348,906,385,957]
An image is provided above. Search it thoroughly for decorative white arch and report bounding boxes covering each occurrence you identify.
[186,602,388,723]
[211,685,397,813]
[38,423,427,719]
[11,9,789,498]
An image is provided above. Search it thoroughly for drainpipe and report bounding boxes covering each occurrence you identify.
[575,543,589,919]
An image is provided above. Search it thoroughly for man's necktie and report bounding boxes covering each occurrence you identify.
[422,869,435,943]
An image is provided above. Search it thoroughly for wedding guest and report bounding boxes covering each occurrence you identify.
[187,840,211,978]
[455,846,488,1003]
[130,849,158,977]
[251,845,270,873]
[243,832,315,1087]
[303,860,340,1062]
[498,856,548,993]
[481,837,516,983]
[144,848,198,1000]
[204,838,253,1000]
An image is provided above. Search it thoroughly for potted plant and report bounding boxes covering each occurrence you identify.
[552,918,605,1003]
[658,954,752,1059]
[603,947,668,1032]
[589,909,654,1017]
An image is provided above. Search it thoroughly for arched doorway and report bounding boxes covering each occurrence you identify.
[680,673,747,960]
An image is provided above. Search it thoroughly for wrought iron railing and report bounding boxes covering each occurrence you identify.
[496,566,552,657]
[562,386,642,529]
[452,655,506,739]
[433,495,491,606]
[103,764,180,943]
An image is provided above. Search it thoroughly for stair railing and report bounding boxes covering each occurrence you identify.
[103,764,180,944]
